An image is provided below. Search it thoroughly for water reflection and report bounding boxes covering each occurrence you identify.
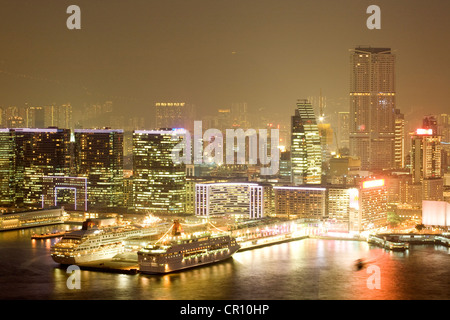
[1,227,450,299]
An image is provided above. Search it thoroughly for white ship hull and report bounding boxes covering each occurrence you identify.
[51,244,124,265]
[51,224,158,265]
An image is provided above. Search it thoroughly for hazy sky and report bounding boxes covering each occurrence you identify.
[1,0,449,127]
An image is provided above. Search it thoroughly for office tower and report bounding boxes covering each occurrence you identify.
[437,114,450,142]
[291,99,322,185]
[394,109,405,168]
[337,111,350,152]
[74,129,124,208]
[155,102,195,132]
[410,128,442,183]
[0,128,71,207]
[349,47,396,171]
[133,129,186,214]
[410,127,443,201]
[0,129,16,206]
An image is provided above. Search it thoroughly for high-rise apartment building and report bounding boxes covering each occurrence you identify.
[291,99,322,185]
[44,104,73,129]
[155,102,195,132]
[349,47,396,171]
[74,129,124,208]
[133,129,186,214]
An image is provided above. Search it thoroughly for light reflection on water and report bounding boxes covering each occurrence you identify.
[1,225,450,300]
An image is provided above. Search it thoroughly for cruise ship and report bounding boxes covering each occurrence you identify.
[138,221,240,274]
[51,219,158,265]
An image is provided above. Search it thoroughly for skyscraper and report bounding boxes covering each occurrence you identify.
[74,129,124,208]
[394,109,405,168]
[291,99,322,185]
[349,47,396,171]
[0,128,71,207]
[410,127,443,201]
[0,129,16,206]
[133,129,186,214]
[337,111,350,152]
[410,128,442,183]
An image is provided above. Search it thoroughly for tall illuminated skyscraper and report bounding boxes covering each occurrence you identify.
[74,129,124,208]
[394,109,405,168]
[410,128,442,183]
[291,99,322,185]
[0,128,71,207]
[133,129,186,214]
[349,47,396,171]
[410,127,443,201]
[0,129,16,206]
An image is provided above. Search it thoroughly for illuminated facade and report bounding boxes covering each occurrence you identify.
[133,129,186,214]
[410,128,442,183]
[394,109,405,168]
[74,129,124,208]
[359,179,388,231]
[273,181,387,232]
[291,99,322,185]
[195,182,271,219]
[422,200,450,227]
[273,186,326,220]
[0,129,16,206]
[0,128,71,207]
[410,128,443,201]
[41,176,88,211]
[349,47,396,171]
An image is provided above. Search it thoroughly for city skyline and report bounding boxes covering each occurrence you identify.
[1,1,450,304]
[0,1,449,130]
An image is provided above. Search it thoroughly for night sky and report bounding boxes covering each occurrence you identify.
[1,0,449,128]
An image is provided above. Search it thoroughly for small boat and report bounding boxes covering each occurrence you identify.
[31,231,67,239]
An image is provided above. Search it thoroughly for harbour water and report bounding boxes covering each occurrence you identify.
[1,224,450,300]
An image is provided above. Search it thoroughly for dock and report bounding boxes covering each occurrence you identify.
[368,234,409,251]
[238,234,309,251]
